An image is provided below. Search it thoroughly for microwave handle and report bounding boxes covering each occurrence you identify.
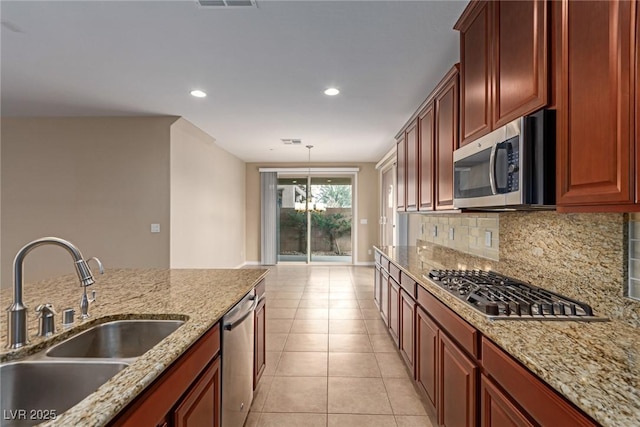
[489,143,498,195]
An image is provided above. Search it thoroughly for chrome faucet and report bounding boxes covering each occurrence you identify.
[6,237,102,349]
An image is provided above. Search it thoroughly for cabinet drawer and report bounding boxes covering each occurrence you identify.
[400,272,417,298]
[389,263,401,283]
[417,286,479,359]
[380,256,390,273]
[482,338,597,426]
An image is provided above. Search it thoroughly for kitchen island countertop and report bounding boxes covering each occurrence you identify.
[0,267,268,427]
[375,245,639,427]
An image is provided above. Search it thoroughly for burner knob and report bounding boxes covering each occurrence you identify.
[486,303,500,316]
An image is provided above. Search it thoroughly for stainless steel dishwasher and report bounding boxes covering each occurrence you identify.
[222,290,256,427]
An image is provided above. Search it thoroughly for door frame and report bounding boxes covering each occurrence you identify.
[261,167,359,265]
[376,148,398,247]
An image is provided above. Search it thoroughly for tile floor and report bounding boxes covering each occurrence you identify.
[246,265,435,427]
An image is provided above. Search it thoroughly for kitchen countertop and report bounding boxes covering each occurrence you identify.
[375,245,640,427]
[0,268,269,427]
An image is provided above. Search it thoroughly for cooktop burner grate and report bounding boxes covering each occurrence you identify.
[424,269,607,321]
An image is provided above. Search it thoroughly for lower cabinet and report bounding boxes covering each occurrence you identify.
[399,289,415,372]
[374,264,382,309]
[388,277,401,346]
[439,332,478,427]
[174,359,221,427]
[380,269,390,326]
[480,375,533,427]
[111,324,221,427]
[254,296,266,389]
[416,306,438,408]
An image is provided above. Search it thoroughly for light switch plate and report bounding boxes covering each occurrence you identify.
[151,223,160,233]
[485,231,492,247]
[433,225,438,237]
[360,219,368,225]
[449,227,455,240]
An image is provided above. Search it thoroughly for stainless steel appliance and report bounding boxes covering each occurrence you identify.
[453,109,555,209]
[426,269,607,321]
[222,290,256,427]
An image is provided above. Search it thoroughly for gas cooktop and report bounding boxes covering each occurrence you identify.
[425,269,607,321]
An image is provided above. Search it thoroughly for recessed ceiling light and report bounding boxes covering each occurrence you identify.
[190,90,207,98]
[324,88,340,96]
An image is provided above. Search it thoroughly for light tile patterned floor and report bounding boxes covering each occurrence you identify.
[246,265,435,427]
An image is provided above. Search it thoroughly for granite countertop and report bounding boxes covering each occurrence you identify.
[375,245,640,427]
[0,268,268,427]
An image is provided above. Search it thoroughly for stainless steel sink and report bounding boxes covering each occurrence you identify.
[0,360,128,427]
[46,319,185,359]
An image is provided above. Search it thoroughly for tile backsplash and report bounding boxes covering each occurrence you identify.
[410,211,640,326]
[417,213,499,260]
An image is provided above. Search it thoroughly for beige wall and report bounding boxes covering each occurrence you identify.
[1,117,175,287]
[170,118,246,268]
[245,162,379,264]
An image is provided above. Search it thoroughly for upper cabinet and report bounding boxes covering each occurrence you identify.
[397,65,460,212]
[455,0,548,147]
[556,0,638,211]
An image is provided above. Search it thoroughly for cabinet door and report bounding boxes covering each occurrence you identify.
[416,307,438,409]
[406,121,419,211]
[174,358,221,427]
[493,0,548,127]
[396,135,407,211]
[399,290,415,372]
[418,104,435,211]
[254,297,266,389]
[388,277,400,346]
[439,332,478,427]
[374,265,381,309]
[435,69,459,210]
[557,0,635,207]
[380,270,390,326]
[480,375,534,427]
[457,0,492,146]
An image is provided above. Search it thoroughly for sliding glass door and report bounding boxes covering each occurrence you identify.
[277,175,352,263]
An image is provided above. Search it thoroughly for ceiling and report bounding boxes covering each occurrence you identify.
[0,0,467,163]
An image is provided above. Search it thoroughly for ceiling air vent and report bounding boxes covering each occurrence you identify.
[281,139,302,145]
[197,0,257,7]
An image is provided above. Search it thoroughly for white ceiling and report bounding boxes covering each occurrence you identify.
[1,0,467,163]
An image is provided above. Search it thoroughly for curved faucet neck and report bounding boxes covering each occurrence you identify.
[12,237,92,306]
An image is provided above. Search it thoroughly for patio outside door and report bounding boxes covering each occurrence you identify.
[277,175,353,263]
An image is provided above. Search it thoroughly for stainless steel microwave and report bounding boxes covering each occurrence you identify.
[453,109,555,209]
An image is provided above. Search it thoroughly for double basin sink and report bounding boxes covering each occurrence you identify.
[1,319,185,426]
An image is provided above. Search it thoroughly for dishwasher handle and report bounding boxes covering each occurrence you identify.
[223,296,259,331]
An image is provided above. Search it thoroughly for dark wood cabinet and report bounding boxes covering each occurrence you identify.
[439,332,478,427]
[174,358,221,427]
[406,120,419,211]
[399,289,415,372]
[415,65,459,212]
[435,68,459,210]
[111,325,221,427]
[416,306,438,408]
[480,375,533,427]
[493,0,547,127]
[373,249,599,427]
[254,296,266,389]
[388,276,400,346]
[396,135,406,211]
[457,0,492,146]
[380,269,390,326]
[456,0,548,146]
[374,265,382,309]
[418,104,435,210]
[482,338,597,427]
[556,0,637,211]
